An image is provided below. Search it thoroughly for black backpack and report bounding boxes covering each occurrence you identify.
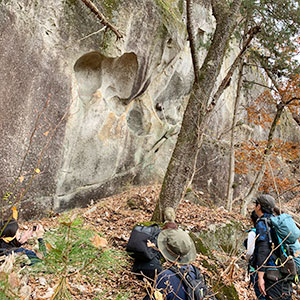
[126,224,161,261]
[132,255,162,280]
[170,265,216,300]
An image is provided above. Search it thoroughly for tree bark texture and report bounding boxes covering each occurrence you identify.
[152,0,243,221]
[186,0,201,82]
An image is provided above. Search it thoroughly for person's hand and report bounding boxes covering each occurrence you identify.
[258,272,266,296]
[18,228,33,244]
[35,224,45,239]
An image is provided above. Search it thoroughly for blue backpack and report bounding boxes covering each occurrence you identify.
[261,214,300,278]
[270,214,300,245]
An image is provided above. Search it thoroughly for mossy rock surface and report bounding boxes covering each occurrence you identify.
[214,282,239,300]
[134,221,163,228]
[191,221,245,299]
[197,220,245,262]
[96,0,121,18]
[189,232,210,256]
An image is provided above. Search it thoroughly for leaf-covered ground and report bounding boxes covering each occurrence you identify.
[13,186,300,299]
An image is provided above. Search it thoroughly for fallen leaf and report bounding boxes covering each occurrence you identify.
[19,176,24,183]
[0,272,6,281]
[45,243,53,251]
[43,131,49,136]
[19,284,31,300]
[0,253,15,273]
[154,290,163,300]
[39,276,47,286]
[36,251,44,259]
[34,168,41,174]
[8,272,20,290]
[147,240,156,249]
[40,287,54,299]
[91,234,108,248]
[12,206,18,220]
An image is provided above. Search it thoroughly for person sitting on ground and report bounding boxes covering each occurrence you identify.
[0,219,46,265]
[133,221,178,280]
[245,210,265,300]
[130,207,178,281]
[143,228,198,300]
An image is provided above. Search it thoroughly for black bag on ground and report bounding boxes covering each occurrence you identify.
[170,265,217,300]
[126,224,161,261]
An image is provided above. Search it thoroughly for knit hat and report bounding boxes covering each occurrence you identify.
[0,220,18,238]
[162,222,178,230]
[157,229,196,265]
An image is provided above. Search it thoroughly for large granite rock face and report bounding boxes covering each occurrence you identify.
[0,0,195,217]
[0,0,299,218]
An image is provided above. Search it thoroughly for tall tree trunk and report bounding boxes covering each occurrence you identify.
[226,61,244,211]
[152,0,242,222]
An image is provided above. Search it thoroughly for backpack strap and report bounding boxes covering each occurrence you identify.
[258,217,289,259]
[169,265,199,290]
[170,265,187,278]
[169,265,191,286]
[257,217,272,244]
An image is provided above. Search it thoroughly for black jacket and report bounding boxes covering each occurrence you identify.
[0,238,22,256]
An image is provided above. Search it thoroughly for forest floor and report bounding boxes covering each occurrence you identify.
[8,185,300,299]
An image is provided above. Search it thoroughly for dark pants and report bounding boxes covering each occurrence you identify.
[251,273,266,300]
[12,247,41,265]
[265,277,292,300]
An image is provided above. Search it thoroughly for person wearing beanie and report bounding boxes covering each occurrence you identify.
[0,220,46,265]
[253,194,292,300]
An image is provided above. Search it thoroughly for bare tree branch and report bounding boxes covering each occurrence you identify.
[78,26,107,42]
[276,183,300,199]
[80,0,123,40]
[210,26,260,110]
[286,97,300,105]
[243,80,276,92]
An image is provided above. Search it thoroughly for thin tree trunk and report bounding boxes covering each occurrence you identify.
[241,102,285,215]
[226,61,244,211]
[241,55,300,215]
[152,0,242,221]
